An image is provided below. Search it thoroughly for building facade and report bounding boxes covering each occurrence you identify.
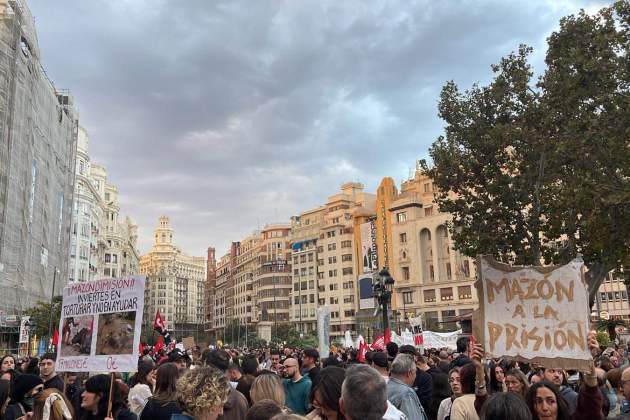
[0,0,77,320]
[596,272,630,321]
[140,216,206,341]
[68,127,139,283]
[388,172,478,331]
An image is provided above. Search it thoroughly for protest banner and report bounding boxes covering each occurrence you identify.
[182,336,195,350]
[422,330,461,350]
[475,256,591,370]
[56,276,145,373]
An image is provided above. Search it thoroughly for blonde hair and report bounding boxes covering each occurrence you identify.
[176,367,230,417]
[250,373,285,406]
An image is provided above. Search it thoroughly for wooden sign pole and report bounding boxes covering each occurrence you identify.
[107,372,115,418]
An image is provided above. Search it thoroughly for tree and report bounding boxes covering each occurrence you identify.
[594,319,628,341]
[422,2,630,303]
[22,295,62,339]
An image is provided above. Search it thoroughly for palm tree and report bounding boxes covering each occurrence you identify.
[594,318,628,341]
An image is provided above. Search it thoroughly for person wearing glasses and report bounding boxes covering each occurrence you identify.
[5,373,44,420]
[282,358,311,415]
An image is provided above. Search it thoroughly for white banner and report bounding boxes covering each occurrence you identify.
[317,307,330,359]
[19,317,30,344]
[422,330,462,350]
[57,276,145,373]
[360,221,377,273]
[478,257,591,370]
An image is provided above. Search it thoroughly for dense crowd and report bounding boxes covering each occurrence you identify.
[0,330,627,420]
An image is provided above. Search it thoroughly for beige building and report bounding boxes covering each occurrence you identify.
[596,272,630,321]
[389,171,477,331]
[233,233,259,330]
[290,206,326,334]
[140,216,206,340]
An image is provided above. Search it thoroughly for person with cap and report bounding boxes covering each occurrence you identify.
[399,344,433,415]
[203,349,248,420]
[301,348,320,387]
[39,353,64,392]
[372,352,390,383]
[5,373,44,420]
[168,349,189,371]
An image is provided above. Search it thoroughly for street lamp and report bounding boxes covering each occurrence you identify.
[373,269,395,338]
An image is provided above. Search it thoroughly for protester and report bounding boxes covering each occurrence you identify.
[505,369,530,399]
[140,362,182,420]
[40,353,64,391]
[301,349,320,387]
[203,349,249,419]
[246,399,283,420]
[228,363,243,385]
[174,367,231,420]
[438,351,451,374]
[306,366,345,420]
[399,344,433,414]
[1,368,21,384]
[5,374,44,420]
[79,374,136,420]
[0,378,10,415]
[128,360,156,416]
[31,388,74,420]
[387,353,428,420]
[542,368,578,415]
[450,337,472,369]
[282,357,311,415]
[238,356,259,406]
[372,352,390,383]
[429,369,452,420]
[437,368,462,420]
[488,362,506,394]
[479,392,532,420]
[339,364,406,420]
[251,372,286,408]
[449,363,479,420]
[1,354,16,372]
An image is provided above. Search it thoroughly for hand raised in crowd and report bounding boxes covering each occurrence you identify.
[587,329,600,357]
[583,362,598,388]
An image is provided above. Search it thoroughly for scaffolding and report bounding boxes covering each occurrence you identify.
[0,0,77,322]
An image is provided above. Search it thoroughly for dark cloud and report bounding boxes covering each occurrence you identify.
[28,0,606,256]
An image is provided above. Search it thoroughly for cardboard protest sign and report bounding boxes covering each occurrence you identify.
[182,336,195,350]
[475,256,591,370]
[57,276,145,373]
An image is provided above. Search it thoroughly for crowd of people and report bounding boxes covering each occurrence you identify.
[0,330,627,420]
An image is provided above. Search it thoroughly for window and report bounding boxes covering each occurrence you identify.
[300,268,307,276]
[430,265,435,281]
[424,182,431,192]
[458,285,472,299]
[328,270,338,277]
[424,289,436,302]
[327,231,336,238]
[293,283,299,291]
[308,253,314,262]
[309,280,315,289]
[344,310,355,317]
[402,267,410,280]
[440,288,453,301]
[396,212,407,223]
[317,246,324,253]
[329,284,338,291]
[317,259,324,265]
[403,291,413,304]
[400,233,407,243]
[300,255,307,263]
[342,254,352,262]
[600,292,607,302]
[112,254,118,264]
[341,240,352,248]
[328,256,337,264]
[424,207,434,217]
[293,257,298,264]
[446,263,452,280]
[301,281,307,291]
[105,253,111,263]
[462,260,471,277]
[330,297,338,304]
[328,243,337,251]
[310,294,315,303]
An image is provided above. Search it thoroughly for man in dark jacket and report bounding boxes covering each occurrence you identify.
[39,353,64,391]
[301,348,321,387]
[449,337,472,369]
[399,344,432,414]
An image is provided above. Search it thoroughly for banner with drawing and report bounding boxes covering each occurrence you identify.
[57,276,145,373]
[475,256,591,370]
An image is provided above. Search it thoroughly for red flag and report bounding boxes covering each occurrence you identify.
[384,328,391,345]
[414,333,424,346]
[358,338,369,362]
[154,335,164,353]
[153,309,165,331]
[138,341,144,355]
[371,335,385,351]
[51,329,59,346]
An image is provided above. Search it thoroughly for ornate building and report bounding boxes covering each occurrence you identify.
[140,216,206,341]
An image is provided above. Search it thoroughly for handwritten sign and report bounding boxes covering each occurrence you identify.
[57,276,145,373]
[475,256,591,370]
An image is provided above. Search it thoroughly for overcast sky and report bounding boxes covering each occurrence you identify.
[28,0,605,258]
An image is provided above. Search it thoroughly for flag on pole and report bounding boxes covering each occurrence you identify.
[153,309,165,332]
[357,336,369,362]
[154,335,164,353]
[371,335,385,351]
[51,328,59,349]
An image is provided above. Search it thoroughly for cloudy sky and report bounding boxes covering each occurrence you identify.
[28,0,605,257]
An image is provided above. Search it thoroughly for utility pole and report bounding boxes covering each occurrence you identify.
[47,267,58,345]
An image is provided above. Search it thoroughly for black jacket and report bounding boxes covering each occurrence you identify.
[44,374,65,391]
[140,398,182,420]
[413,367,433,414]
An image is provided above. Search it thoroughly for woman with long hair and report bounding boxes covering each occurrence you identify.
[438,368,463,420]
[429,373,452,420]
[1,355,16,373]
[306,366,345,420]
[140,362,182,420]
[505,369,530,399]
[78,374,136,420]
[250,373,285,408]
[128,360,155,416]
[31,388,74,420]
[488,361,506,394]
[0,378,10,418]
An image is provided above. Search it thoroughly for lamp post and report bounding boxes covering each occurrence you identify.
[47,267,59,342]
[373,268,395,338]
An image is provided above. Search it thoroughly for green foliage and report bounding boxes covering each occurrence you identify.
[596,331,611,348]
[22,295,62,339]
[422,2,630,301]
[595,319,628,341]
[270,324,318,349]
